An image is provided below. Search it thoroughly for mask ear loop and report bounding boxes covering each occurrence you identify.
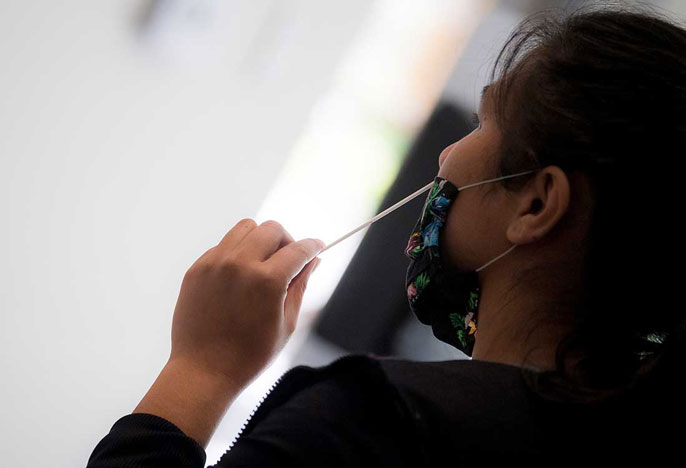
[475,244,518,272]
[461,169,538,273]
[458,169,539,191]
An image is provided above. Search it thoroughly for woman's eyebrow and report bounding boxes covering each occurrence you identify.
[477,84,490,116]
[480,84,490,103]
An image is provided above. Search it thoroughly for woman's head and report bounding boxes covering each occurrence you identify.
[439,1,686,401]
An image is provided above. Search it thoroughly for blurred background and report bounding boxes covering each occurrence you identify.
[1,0,683,465]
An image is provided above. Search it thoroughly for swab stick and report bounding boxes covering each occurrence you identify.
[317,170,536,254]
[318,180,434,254]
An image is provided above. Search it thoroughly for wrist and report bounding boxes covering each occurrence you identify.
[166,356,248,394]
[133,358,244,448]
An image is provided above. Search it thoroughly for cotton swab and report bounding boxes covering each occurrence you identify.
[317,169,538,255]
[318,180,435,254]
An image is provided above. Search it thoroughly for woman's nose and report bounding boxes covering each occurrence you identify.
[438,143,456,167]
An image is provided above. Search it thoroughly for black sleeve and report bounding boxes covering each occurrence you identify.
[86,412,207,468]
[86,355,420,468]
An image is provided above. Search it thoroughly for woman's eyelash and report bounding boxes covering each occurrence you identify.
[470,112,480,127]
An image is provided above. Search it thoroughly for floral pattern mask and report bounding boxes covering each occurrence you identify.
[404,171,537,356]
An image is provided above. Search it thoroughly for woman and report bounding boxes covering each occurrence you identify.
[87,3,686,466]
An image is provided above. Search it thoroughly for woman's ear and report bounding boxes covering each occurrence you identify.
[506,166,570,245]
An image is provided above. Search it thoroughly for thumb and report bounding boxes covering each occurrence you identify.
[284,258,320,333]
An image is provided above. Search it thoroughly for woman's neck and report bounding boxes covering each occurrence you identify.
[470,261,584,373]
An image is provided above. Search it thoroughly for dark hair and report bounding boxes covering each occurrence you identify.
[484,1,686,404]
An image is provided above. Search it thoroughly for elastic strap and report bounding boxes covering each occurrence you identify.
[476,244,518,273]
[459,169,538,191]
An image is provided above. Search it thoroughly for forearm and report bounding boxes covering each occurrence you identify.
[133,357,245,448]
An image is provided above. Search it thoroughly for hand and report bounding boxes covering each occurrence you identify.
[168,218,324,390]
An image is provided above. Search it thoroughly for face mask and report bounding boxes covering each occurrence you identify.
[404,170,538,357]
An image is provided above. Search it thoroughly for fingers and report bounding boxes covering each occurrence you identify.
[283,257,320,334]
[273,222,296,251]
[265,237,325,284]
[218,218,258,248]
[234,220,295,262]
[218,219,323,286]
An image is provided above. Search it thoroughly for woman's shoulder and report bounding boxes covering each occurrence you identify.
[374,355,537,418]
[223,353,675,465]
[234,353,401,434]
[374,354,530,399]
[257,352,535,429]
[244,353,531,429]
[216,353,424,466]
[225,353,541,464]
[373,355,544,454]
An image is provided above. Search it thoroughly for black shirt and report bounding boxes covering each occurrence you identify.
[86,353,676,467]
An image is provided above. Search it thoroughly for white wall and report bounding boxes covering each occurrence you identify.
[0,1,372,465]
